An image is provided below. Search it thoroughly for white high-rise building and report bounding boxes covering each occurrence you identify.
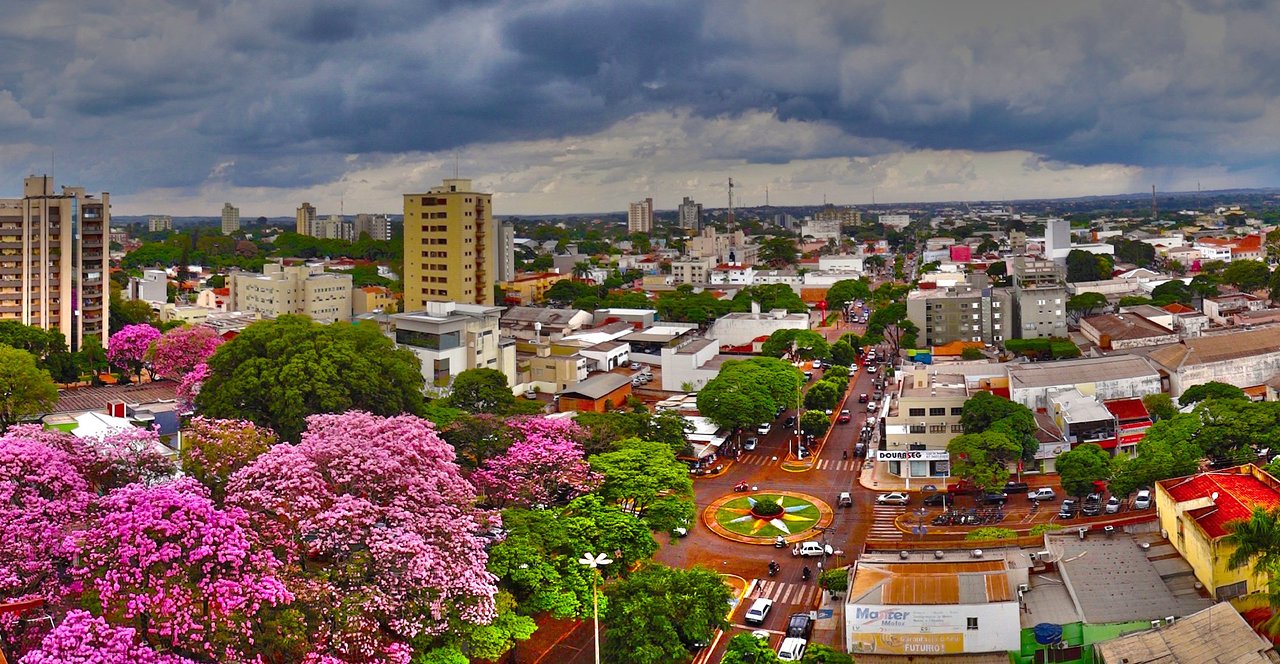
[221,203,240,235]
[678,196,703,232]
[628,198,653,234]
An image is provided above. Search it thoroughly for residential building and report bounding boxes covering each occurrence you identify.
[1094,603,1274,664]
[352,285,397,315]
[311,214,351,241]
[684,227,757,265]
[880,368,970,484]
[1203,293,1266,326]
[1007,354,1162,411]
[800,217,840,241]
[295,202,316,236]
[1143,327,1280,397]
[706,308,808,348]
[877,213,910,229]
[353,213,394,242]
[221,202,240,235]
[1155,465,1280,600]
[708,263,754,285]
[194,287,229,311]
[1080,313,1178,350]
[495,220,515,283]
[500,306,592,341]
[0,175,109,350]
[670,256,716,284]
[403,178,495,310]
[814,204,860,225]
[226,260,353,323]
[499,272,570,305]
[147,215,172,232]
[1010,257,1068,340]
[391,301,514,391]
[677,196,702,232]
[556,373,633,413]
[517,341,588,393]
[127,269,168,303]
[627,197,653,233]
[906,274,1012,346]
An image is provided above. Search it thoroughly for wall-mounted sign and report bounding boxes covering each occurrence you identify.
[875,450,950,462]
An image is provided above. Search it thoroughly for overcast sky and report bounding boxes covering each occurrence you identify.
[2,0,1278,217]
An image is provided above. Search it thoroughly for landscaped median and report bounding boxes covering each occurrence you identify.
[703,490,834,545]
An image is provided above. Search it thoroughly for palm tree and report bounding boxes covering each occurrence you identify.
[1223,506,1280,577]
[572,261,593,280]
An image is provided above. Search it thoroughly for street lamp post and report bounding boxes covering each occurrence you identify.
[578,552,614,664]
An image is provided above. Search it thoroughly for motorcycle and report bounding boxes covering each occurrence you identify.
[802,566,811,581]
[768,561,779,577]
[774,535,787,548]
[734,481,750,493]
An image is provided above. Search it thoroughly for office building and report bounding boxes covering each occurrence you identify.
[677,196,703,232]
[906,274,1012,346]
[0,175,109,350]
[147,215,173,232]
[403,178,495,310]
[221,203,240,235]
[226,259,353,324]
[1010,257,1068,339]
[296,202,316,236]
[628,198,653,234]
[354,213,394,242]
[495,220,515,283]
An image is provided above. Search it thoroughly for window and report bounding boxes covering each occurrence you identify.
[951,424,964,433]
[966,617,978,630]
[909,425,926,434]
[929,424,947,433]
[950,407,964,416]
[929,407,946,416]
[908,408,926,417]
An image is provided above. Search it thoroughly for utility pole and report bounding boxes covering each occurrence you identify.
[1152,185,1157,222]
[727,177,735,230]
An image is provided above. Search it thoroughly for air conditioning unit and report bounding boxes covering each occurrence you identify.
[1018,583,1030,593]
[1151,620,1162,629]
[1165,616,1175,626]
[1054,641,1069,650]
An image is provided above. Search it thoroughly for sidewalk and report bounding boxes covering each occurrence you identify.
[857,463,1061,492]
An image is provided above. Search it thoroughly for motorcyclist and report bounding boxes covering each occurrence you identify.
[802,565,811,580]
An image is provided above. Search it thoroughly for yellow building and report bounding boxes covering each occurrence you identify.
[227,260,353,324]
[1155,464,1280,600]
[500,272,569,305]
[353,285,399,315]
[296,202,316,236]
[403,178,494,311]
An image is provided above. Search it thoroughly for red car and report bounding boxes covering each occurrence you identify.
[837,409,852,424]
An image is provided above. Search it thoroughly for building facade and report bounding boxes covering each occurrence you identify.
[1010,258,1068,339]
[296,202,316,236]
[403,178,495,310]
[390,301,514,392]
[0,175,109,350]
[495,220,515,283]
[677,196,703,232]
[880,369,970,482]
[221,203,240,235]
[353,213,394,242]
[147,215,173,232]
[628,197,653,234]
[906,275,1012,346]
[227,260,353,323]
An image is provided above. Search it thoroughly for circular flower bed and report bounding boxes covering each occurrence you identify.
[715,494,820,538]
[751,498,784,518]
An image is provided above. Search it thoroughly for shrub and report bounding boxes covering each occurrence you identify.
[965,527,1017,541]
[751,498,784,517]
[1030,523,1063,536]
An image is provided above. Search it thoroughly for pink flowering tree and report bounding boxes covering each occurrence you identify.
[73,478,292,662]
[0,427,95,661]
[19,610,196,664]
[227,411,498,662]
[473,417,600,508]
[176,361,210,408]
[5,424,176,494]
[106,324,162,382]
[149,325,223,381]
[179,417,277,503]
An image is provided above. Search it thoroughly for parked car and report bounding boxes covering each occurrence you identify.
[1134,489,1153,510]
[838,410,852,424]
[803,371,813,380]
[777,637,807,662]
[867,400,878,412]
[757,423,772,435]
[785,613,814,639]
[876,492,910,506]
[1003,481,1030,494]
[743,437,758,451]
[854,442,867,457]
[811,359,822,369]
[744,598,773,626]
[1082,497,1103,517]
[948,481,979,496]
[1027,487,1057,502]
[1058,499,1078,519]
[979,492,1009,505]
[629,362,642,370]
[524,389,538,399]
[1105,496,1121,514]
[923,493,949,507]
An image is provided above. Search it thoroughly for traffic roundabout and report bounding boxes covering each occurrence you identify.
[702,490,834,545]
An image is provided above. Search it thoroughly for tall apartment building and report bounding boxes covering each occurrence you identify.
[905,274,1012,346]
[221,203,240,235]
[147,215,172,232]
[296,202,316,236]
[628,198,653,234]
[354,213,394,242]
[1011,258,1068,339]
[312,214,352,241]
[226,260,353,324]
[0,175,109,350]
[678,196,703,232]
[403,178,494,310]
[813,204,860,225]
[495,220,515,283]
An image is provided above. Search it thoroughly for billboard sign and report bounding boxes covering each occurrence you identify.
[875,450,950,462]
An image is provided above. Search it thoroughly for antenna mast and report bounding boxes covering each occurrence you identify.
[727,177,735,230]
[1151,185,1157,221]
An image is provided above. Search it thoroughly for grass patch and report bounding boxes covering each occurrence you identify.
[714,494,820,537]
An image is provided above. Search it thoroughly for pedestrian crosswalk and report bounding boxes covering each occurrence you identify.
[751,579,824,607]
[735,454,860,472]
[870,505,907,541]
[815,458,860,471]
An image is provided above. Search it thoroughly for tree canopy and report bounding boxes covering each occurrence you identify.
[0,345,58,432]
[1178,380,1246,406]
[697,358,802,431]
[760,328,831,361]
[1055,443,1112,497]
[588,438,695,532]
[1222,259,1271,293]
[959,391,1038,461]
[947,431,1020,492]
[602,563,731,664]
[449,368,518,414]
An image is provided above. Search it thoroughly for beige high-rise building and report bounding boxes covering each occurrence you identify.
[296,202,316,236]
[221,203,240,235]
[403,178,494,310]
[226,259,353,324]
[628,197,653,233]
[147,215,173,232]
[0,175,109,350]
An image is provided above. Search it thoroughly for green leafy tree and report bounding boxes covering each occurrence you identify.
[800,410,831,437]
[830,340,856,367]
[575,410,693,457]
[1066,249,1104,282]
[1189,274,1220,299]
[800,644,855,664]
[986,261,1009,286]
[761,329,830,361]
[697,358,802,431]
[1222,259,1272,293]
[1179,381,1246,406]
[735,284,808,314]
[0,345,58,432]
[1195,399,1280,464]
[1150,280,1193,307]
[1065,293,1108,325]
[1109,414,1203,497]
[602,563,732,664]
[1055,443,1112,497]
[759,236,799,267]
[721,633,780,664]
[1142,393,1178,421]
[194,315,425,441]
[966,527,1017,541]
[448,368,517,414]
[960,391,1038,461]
[826,278,872,311]
[864,302,918,357]
[589,439,695,532]
[804,381,841,412]
[947,431,1020,492]
[1222,507,1280,607]
[961,346,984,360]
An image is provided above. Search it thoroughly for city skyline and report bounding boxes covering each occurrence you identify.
[2,1,1279,216]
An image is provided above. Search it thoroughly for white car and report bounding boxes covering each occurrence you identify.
[876,492,910,506]
[792,541,831,557]
[1105,496,1121,514]
[1134,489,1152,510]
[744,597,773,626]
[743,437,758,451]
[778,637,807,661]
[757,423,772,436]
[866,365,877,374]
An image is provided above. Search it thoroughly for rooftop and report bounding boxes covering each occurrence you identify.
[674,337,716,355]
[1145,327,1280,370]
[1093,602,1276,664]
[1082,313,1175,342]
[53,381,179,415]
[848,559,1015,606]
[1158,465,1280,539]
[501,306,587,326]
[1050,388,1114,424]
[901,372,969,398]
[1104,397,1151,423]
[1008,355,1160,390]
[1052,533,1212,624]
[556,372,633,400]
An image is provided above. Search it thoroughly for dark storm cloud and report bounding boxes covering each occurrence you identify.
[0,0,1277,198]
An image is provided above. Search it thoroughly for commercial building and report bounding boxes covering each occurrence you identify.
[677,196,702,232]
[127,269,168,304]
[227,260,353,324]
[1155,465,1280,600]
[1080,313,1179,350]
[0,175,110,350]
[353,213,394,242]
[1010,258,1068,340]
[878,213,910,229]
[500,306,592,341]
[296,202,316,236]
[1202,293,1267,326]
[800,217,840,241]
[880,368,970,484]
[403,178,495,310]
[814,204,860,225]
[1143,327,1280,397]
[221,202,240,235]
[391,301,514,391]
[1007,355,1162,411]
[706,308,808,348]
[627,197,653,234]
[147,215,172,232]
[906,274,1012,346]
[1094,603,1274,664]
[556,373,633,413]
[516,341,588,393]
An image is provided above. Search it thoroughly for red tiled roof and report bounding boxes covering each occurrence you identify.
[1160,468,1280,539]
[213,287,230,296]
[1163,303,1196,314]
[1104,398,1149,422]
